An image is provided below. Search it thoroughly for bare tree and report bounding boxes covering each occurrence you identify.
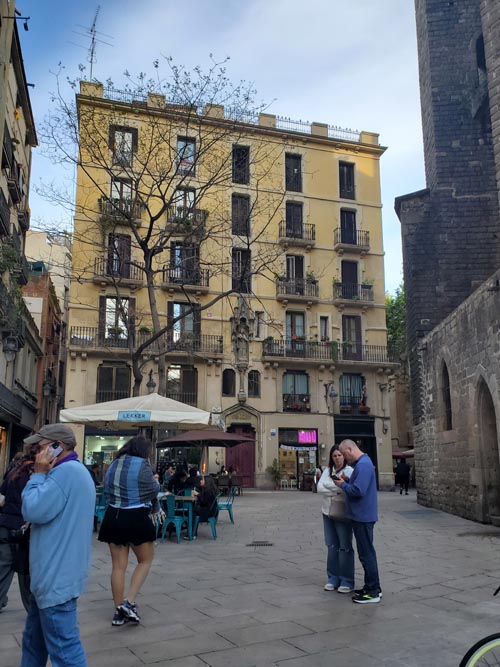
[38,58,288,395]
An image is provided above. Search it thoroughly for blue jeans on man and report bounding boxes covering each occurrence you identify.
[21,597,86,667]
[322,515,354,588]
[352,521,380,594]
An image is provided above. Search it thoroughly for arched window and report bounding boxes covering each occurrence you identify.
[248,370,260,398]
[222,369,236,397]
[442,363,452,431]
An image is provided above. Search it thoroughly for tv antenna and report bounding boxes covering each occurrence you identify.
[69,6,113,79]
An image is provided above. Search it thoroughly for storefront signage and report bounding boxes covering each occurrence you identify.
[117,410,152,421]
[279,444,316,452]
[298,430,317,444]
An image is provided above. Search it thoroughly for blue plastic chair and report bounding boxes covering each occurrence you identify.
[217,486,236,524]
[193,494,220,540]
[160,495,188,544]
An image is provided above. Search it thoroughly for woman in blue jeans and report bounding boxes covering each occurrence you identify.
[317,445,354,593]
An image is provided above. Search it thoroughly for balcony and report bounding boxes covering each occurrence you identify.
[278,222,316,249]
[333,282,374,309]
[7,164,22,204]
[98,197,142,225]
[68,326,223,359]
[276,277,319,305]
[0,189,10,237]
[337,395,371,416]
[96,389,130,403]
[333,228,370,254]
[165,390,197,406]
[8,231,29,285]
[262,338,398,367]
[165,206,208,235]
[93,257,144,289]
[17,202,30,231]
[161,263,209,294]
[283,393,310,413]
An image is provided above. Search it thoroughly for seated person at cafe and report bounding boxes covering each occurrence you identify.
[167,468,187,494]
[184,467,201,493]
[193,476,218,523]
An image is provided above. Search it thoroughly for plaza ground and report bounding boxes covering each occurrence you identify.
[2,490,500,666]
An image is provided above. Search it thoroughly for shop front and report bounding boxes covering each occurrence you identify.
[83,426,137,483]
[278,428,318,490]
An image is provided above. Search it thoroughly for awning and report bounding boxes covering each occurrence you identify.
[392,449,414,459]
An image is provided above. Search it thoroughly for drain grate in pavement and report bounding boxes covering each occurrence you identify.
[397,510,440,518]
[246,541,273,547]
[457,531,500,538]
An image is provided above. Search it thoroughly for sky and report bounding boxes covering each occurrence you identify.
[17,0,425,294]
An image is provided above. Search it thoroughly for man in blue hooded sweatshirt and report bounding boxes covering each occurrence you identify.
[335,439,381,604]
[21,423,95,666]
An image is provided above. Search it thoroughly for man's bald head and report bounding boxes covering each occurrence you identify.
[339,439,363,464]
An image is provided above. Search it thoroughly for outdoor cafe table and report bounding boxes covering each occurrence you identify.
[158,492,197,541]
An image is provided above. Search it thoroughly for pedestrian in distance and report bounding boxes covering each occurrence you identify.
[0,440,40,614]
[395,458,411,495]
[317,445,354,593]
[20,423,96,667]
[335,439,382,604]
[98,436,159,626]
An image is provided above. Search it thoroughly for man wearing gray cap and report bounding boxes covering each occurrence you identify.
[20,423,95,667]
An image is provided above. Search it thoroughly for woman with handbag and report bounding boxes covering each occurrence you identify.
[317,445,354,594]
[98,436,160,627]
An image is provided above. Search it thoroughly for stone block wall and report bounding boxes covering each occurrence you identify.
[415,268,500,522]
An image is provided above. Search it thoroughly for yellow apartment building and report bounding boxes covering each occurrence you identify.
[65,80,397,488]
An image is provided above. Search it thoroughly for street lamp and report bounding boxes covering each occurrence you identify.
[42,378,52,397]
[146,369,156,394]
[3,335,19,363]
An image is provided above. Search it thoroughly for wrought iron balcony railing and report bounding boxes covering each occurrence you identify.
[98,197,142,221]
[333,228,370,251]
[96,389,130,404]
[94,257,144,283]
[333,282,374,302]
[162,263,209,288]
[282,393,311,412]
[165,391,197,406]
[338,395,371,415]
[262,338,397,364]
[278,222,316,242]
[69,327,223,355]
[166,206,208,227]
[276,277,319,298]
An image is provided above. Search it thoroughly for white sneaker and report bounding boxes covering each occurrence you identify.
[337,586,354,594]
[324,583,337,591]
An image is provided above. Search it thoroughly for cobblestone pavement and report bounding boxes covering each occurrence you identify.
[2,490,500,666]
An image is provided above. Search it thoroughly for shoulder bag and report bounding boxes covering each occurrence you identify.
[328,491,346,521]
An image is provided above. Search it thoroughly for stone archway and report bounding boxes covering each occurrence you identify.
[477,379,500,523]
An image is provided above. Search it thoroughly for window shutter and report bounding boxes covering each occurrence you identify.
[108,125,115,151]
[193,304,201,338]
[167,301,174,341]
[128,297,136,341]
[98,296,106,344]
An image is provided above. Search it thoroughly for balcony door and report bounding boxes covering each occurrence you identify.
[342,314,362,360]
[285,202,303,238]
[107,234,131,278]
[166,364,197,405]
[286,255,304,294]
[286,311,305,356]
[282,371,310,412]
[96,363,130,403]
[340,210,356,245]
[167,301,201,348]
[341,260,358,299]
[170,242,199,283]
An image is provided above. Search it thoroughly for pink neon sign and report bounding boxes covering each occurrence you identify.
[298,430,317,444]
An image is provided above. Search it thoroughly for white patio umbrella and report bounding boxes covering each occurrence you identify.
[59,393,211,429]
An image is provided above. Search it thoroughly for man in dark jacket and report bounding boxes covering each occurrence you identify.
[335,439,381,604]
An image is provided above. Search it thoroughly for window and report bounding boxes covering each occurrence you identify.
[282,371,310,412]
[111,177,134,203]
[166,365,198,406]
[254,311,265,339]
[100,296,132,342]
[222,368,236,396]
[338,260,358,299]
[285,255,305,294]
[96,363,130,403]
[442,363,453,431]
[177,137,196,175]
[342,315,362,360]
[109,125,137,167]
[169,242,200,282]
[232,194,250,235]
[286,311,305,339]
[232,248,252,293]
[339,373,364,407]
[107,234,131,278]
[285,202,303,238]
[320,316,329,341]
[340,210,357,244]
[232,145,250,184]
[248,370,260,398]
[173,188,195,218]
[339,162,355,199]
[285,153,302,192]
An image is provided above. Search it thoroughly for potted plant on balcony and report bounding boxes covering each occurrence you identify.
[107,325,124,339]
[266,458,282,491]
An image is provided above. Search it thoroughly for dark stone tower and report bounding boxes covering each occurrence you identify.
[396,0,500,423]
